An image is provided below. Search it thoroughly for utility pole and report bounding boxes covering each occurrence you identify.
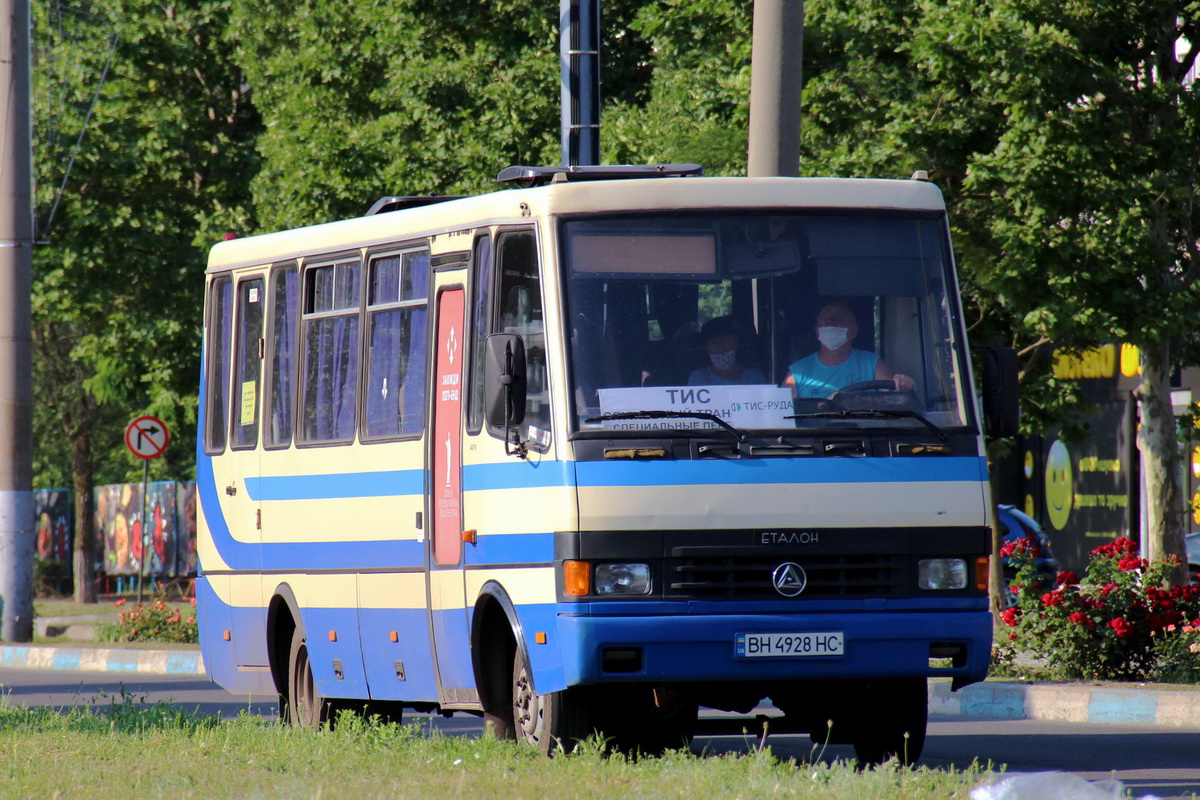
[560,0,600,166]
[747,0,804,178]
[0,0,36,642]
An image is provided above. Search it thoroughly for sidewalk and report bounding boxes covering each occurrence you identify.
[2,641,1198,728]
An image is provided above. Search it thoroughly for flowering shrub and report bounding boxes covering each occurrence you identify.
[102,598,198,644]
[1003,537,1200,681]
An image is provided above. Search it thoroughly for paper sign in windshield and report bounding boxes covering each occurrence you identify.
[597,385,794,430]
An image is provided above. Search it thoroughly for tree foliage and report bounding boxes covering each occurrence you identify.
[32,0,259,599]
[228,0,562,230]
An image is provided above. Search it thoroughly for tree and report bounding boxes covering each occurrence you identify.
[32,0,259,601]
[927,1,1200,583]
[603,0,752,173]
[228,0,662,231]
[228,0,558,230]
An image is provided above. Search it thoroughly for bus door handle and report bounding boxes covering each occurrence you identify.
[225,483,237,496]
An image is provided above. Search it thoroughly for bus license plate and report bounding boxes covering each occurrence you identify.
[735,632,844,658]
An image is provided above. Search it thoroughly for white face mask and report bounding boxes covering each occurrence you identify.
[709,349,737,370]
[817,326,849,351]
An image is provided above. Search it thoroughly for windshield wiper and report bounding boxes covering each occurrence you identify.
[585,410,748,443]
[786,409,948,441]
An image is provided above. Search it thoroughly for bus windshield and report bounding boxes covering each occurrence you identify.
[562,212,972,436]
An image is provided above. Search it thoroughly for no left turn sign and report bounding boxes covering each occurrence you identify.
[125,415,170,460]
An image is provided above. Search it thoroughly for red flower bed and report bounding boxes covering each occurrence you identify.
[1004,537,1200,681]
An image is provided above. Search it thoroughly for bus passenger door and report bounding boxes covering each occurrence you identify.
[227,273,267,668]
[428,284,475,701]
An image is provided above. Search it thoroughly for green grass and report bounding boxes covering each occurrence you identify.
[34,600,117,618]
[0,696,990,800]
[35,599,196,619]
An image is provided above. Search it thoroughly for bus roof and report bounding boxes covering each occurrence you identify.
[206,175,946,274]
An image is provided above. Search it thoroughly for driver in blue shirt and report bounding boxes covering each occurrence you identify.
[783,302,915,398]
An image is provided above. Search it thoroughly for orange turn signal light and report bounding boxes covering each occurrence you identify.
[564,560,590,596]
[975,557,989,591]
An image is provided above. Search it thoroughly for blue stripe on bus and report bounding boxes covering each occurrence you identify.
[231,457,985,504]
[245,470,425,501]
[198,451,426,571]
[461,455,985,491]
[461,460,576,491]
[467,532,555,565]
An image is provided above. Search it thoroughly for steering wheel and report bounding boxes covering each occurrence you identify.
[834,380,899,394]
[831,379,920,412]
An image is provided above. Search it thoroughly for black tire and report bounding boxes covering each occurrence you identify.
[483,711,514,739]
[851,677,927,767]
[511,649,591,754]
[287,627,330,729]
[482,643,516,740]
[596,686,697,755]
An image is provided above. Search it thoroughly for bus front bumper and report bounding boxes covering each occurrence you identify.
[557,609,992,686]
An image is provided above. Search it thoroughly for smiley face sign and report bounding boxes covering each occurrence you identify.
[1045,440,1073,531]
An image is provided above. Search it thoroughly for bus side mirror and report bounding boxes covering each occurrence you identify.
[982,347,1019,439]
[484,333,527,429]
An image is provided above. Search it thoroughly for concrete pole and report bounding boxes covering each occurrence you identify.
[747,0,804,178]
[0,0,36,641]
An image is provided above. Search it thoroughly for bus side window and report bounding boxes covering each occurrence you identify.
[466,233,493,434]
[494,231,550,448]
[364,248,429,439]
[265,264,298,448]
[204,276,234,454]
[300,258,361,443]
[231,277,265,449]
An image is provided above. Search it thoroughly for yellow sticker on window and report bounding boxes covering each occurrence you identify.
[240,381,257,426]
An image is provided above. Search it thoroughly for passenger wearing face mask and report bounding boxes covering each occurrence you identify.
[687,316,767,386]
[783,302,915,398]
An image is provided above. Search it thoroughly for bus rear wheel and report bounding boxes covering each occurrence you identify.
[288,628,330,729]
[511,650,590,754]
[851,677,927,767]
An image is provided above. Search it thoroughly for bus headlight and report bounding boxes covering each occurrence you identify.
[594,563,651,595]
[918,558,968,590]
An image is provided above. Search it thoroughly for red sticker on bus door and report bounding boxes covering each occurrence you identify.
[432,288,465,565]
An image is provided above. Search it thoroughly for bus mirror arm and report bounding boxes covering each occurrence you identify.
[484,333,528,458]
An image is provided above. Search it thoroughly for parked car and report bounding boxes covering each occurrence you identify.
[1186,532,1200,584]
[997,504,1061,606]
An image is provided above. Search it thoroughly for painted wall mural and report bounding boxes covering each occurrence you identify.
[94,481,197,577]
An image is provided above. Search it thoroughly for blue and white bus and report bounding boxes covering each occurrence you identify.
[197,165,1002,763]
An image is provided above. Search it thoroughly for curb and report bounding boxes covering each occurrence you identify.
[0,645,205,676]
[931,680,1200,728]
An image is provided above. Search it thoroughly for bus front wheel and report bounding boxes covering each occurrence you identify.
[851,677,927,767]
[511,650,590,754]
[288,627,330,729]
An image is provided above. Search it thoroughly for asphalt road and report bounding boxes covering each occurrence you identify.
[3,668,1199,798]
